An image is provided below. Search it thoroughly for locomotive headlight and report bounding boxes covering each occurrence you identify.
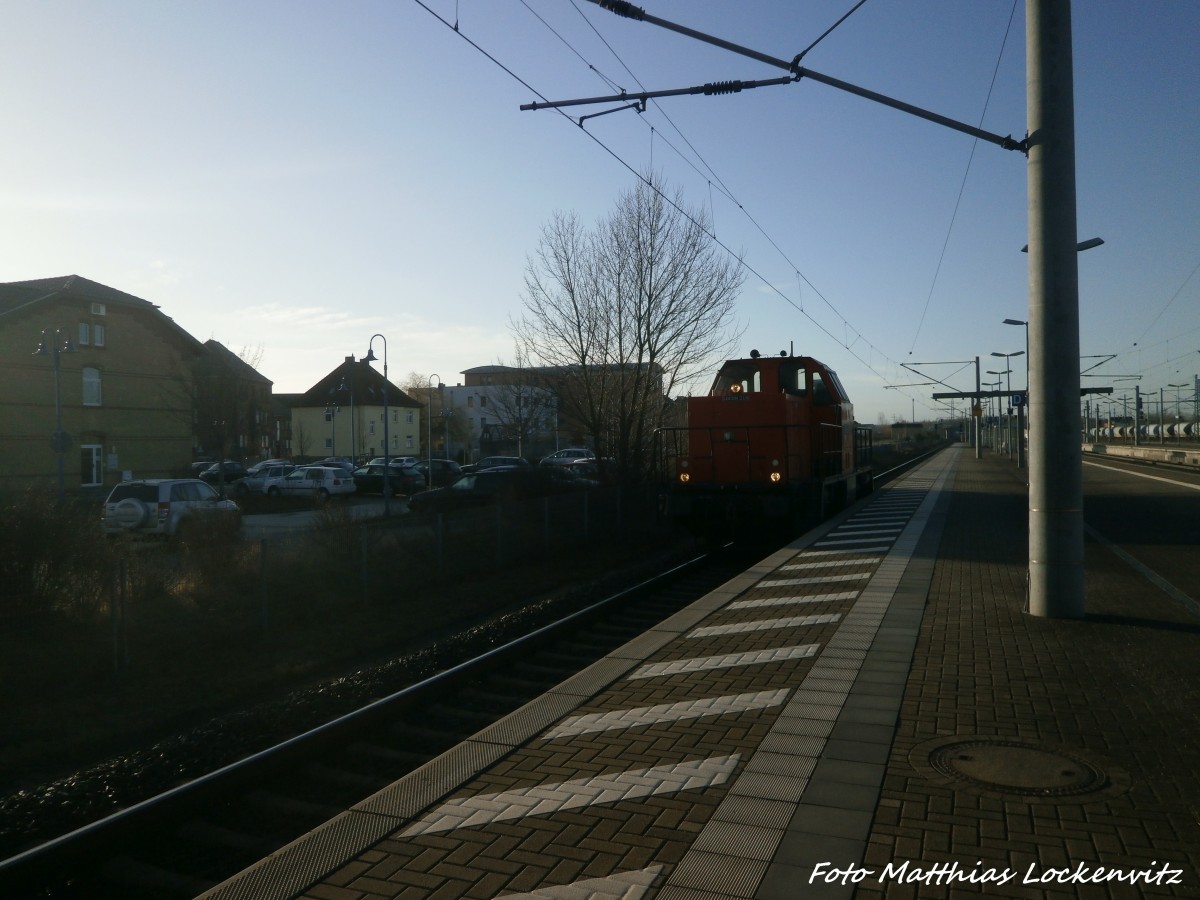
[679,472,691,484]
[769,471,782,483]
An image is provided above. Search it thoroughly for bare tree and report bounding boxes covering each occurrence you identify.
[515,173,743,481]
[487,351,558,459]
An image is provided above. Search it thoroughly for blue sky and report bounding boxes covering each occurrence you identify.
[3,1,1197,423]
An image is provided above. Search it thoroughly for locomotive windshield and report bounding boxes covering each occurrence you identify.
[710,362,761,395]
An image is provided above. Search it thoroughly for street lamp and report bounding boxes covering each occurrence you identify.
[1003,320,1030,467]
[427,373,443,486]
[365,335,390,515]
[991,350,1025,459]
[34,328,76,502]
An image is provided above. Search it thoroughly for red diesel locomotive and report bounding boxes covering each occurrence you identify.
[659,349,873,535]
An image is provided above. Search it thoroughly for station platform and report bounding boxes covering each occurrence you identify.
[201,447,1200,900]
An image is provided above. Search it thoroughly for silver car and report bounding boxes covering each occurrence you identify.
[102,479,241,538]
[272,466,357,499]
[238,463,296,494]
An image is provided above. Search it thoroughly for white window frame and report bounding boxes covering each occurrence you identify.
[93,323,105,347]
[82,367,102,406]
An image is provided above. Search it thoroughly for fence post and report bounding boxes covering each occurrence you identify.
[360,528,369,604]
[111,557,128,673]
[259,538,269,640]
[435,513,445,578]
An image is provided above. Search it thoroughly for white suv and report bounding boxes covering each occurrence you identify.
[102,479,241,538]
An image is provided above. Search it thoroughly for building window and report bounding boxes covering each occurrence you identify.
[82,367,102,406]
[467,396,474,408]
[405,436,414,449]
[80,445,103,486]
[78,323,91,346]
[324,437,332,449]
[480,396,487,407]
[93,323,105,347]
[369,421,375,436]
[405,410,414,424]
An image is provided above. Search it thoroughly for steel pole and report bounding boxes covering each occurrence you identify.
[1026,0,1084,618]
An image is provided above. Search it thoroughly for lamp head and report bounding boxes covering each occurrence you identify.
[364,347,378,363]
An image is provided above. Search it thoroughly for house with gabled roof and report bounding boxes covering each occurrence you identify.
[0,275,207,494]
[290,355,422,462]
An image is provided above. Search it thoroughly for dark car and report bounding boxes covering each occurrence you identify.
[416,458,463,487]
[352,464,425,497]
[459,456,530,475]
[314,457,356,472]
[199,460,250,487]
[408,466,588,515]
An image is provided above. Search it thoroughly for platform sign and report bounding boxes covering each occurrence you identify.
[1011,393,1026,408]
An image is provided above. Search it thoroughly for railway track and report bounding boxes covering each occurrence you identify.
[0,545,763,899]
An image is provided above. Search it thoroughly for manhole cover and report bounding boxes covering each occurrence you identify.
[911,736,1131,803]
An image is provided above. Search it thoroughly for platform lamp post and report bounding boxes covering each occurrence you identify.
[34,328,76,502]
[365,334,390,515]
[1002,321,1029,467]
[987,369,1011,455]
[991,350,1024,459]
[427,373,443,486]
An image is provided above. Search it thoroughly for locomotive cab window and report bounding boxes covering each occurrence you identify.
[711,363,761,395]
[812,371,833,405]
[780,362,807,397]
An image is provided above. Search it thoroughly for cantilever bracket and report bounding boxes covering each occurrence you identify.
[578,99,645,127]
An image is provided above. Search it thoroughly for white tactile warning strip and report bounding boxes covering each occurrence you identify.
[398,754,742,838]
[628,644,821,679]
[543,689,791,738]
[687,613,840,639]
[496,865,663,899]
[729,591,859,609]
[814,536,896,547]
[759,573,870,588]
[781,557,882,570]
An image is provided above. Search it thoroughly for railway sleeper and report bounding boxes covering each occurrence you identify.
[346,740,433,769]
[425,703,504,733]
[102,854,211,899]
[244,788,343,823]
[176,818,278,856]
[303,762,392,792]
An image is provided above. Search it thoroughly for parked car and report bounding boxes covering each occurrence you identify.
[539,448,596,467]
[408,466,588,515]
[199,460,250,487]
[352,463,425,497]
[237,463,296,494]
[460,456,530,475]
[270,465,356,499]
[415,458,463,487]
[314,457,356,472]
[189,458,217,477]
[102,479,241,538]
[366,456,419,467]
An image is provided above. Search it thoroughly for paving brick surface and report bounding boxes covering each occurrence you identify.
[854,453,1200,900]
